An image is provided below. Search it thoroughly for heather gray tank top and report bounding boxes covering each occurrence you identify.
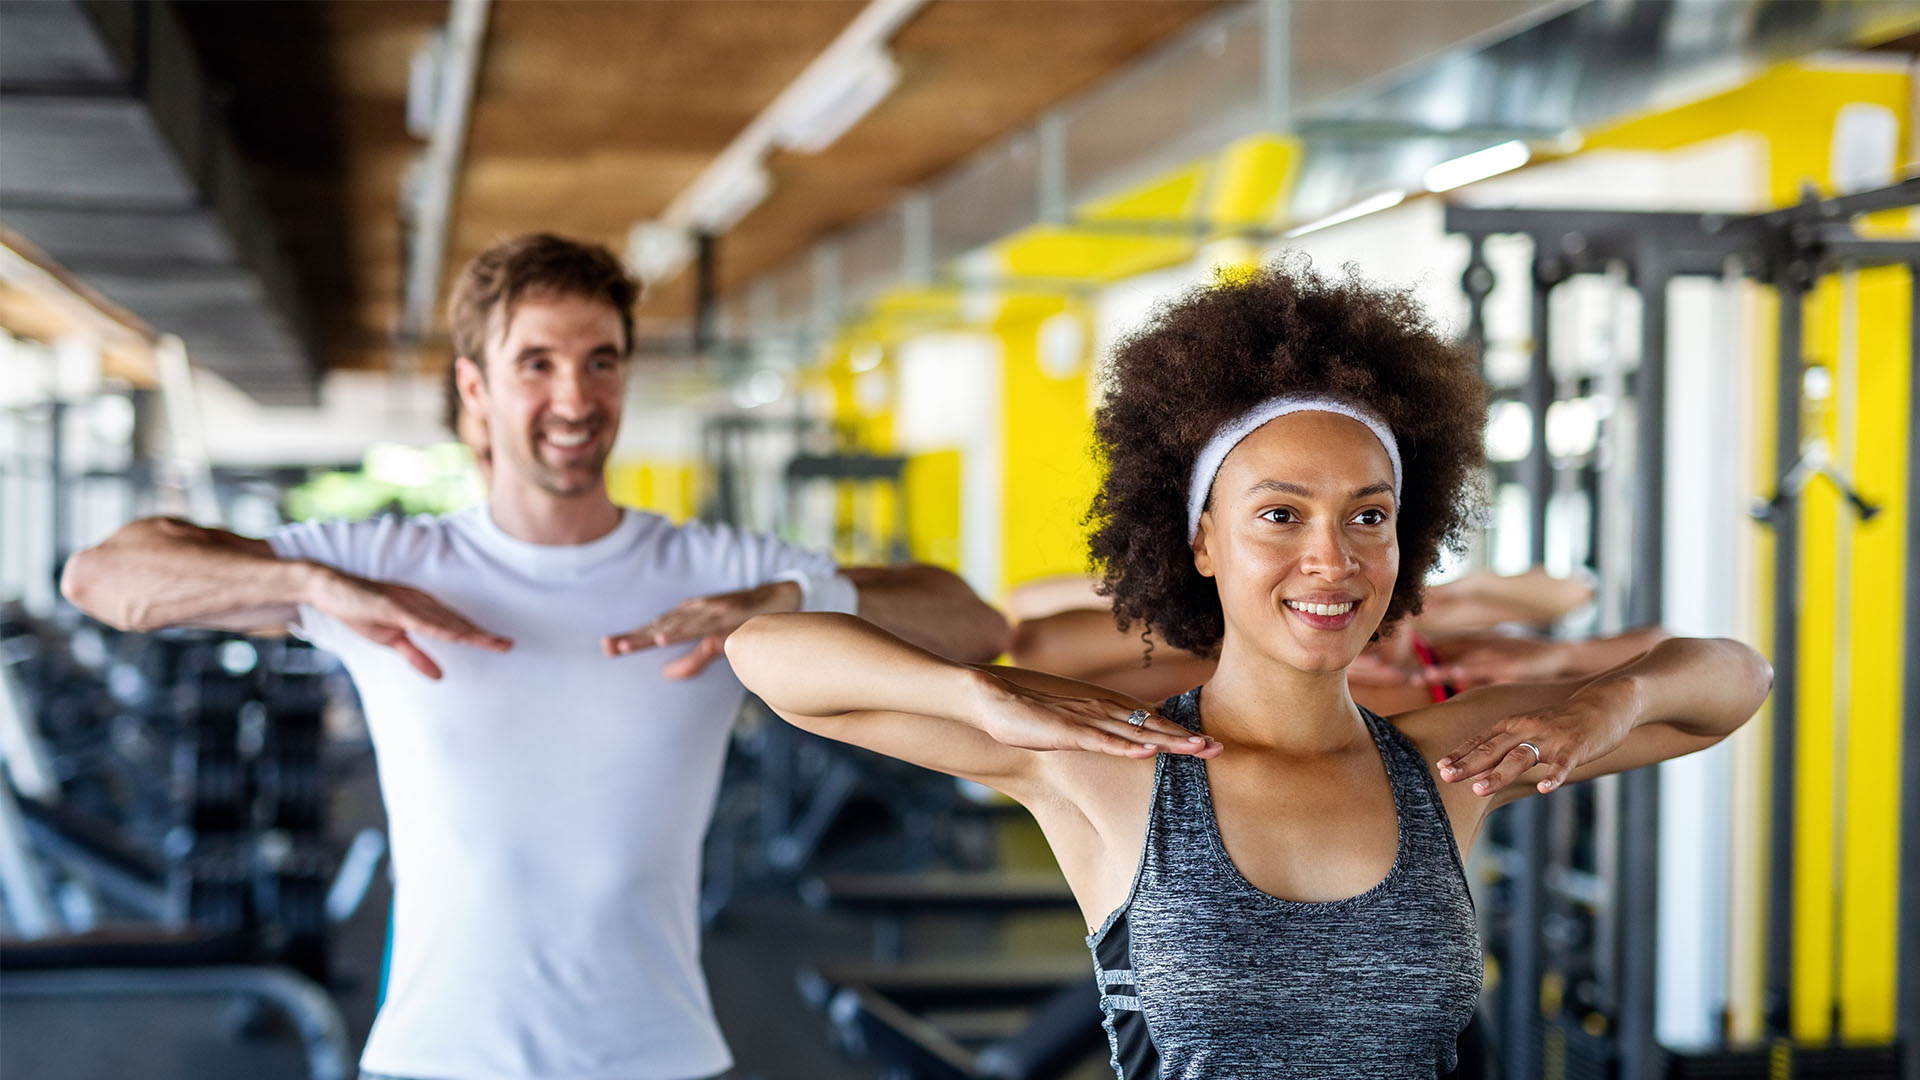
[1085,687,1482,1079]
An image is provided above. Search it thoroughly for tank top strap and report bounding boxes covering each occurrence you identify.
[1358,705,1468,872]
[1145,687,1213,835]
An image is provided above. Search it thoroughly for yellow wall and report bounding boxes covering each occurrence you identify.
[995,296,1099,594]
[606,460,696,522]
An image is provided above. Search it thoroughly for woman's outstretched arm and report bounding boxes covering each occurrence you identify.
[725,612,1218,798]
[1422,636,1772,806]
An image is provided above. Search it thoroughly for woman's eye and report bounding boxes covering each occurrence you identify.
[1353,508,1387,526]
[1260,507,1296,524]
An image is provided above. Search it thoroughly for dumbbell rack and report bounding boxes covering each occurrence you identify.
[163,636,335,983]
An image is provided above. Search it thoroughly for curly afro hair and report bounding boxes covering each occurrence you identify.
[1086,257,1487,656]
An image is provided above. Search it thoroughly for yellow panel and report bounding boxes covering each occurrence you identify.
[605,462,646,510]
[1079,162,1208,222]
[996,297,1098,594]
[1838,266,1908,1041]
[605,459,695,522]
[998,224,1198,286]
[1791,280,1839,1044]
[903,450,963,571]
[1206,134,1302,227]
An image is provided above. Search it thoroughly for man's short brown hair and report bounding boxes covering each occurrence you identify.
[447,233,639,372]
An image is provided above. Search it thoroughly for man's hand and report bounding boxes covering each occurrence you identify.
[1346,640,1422,687]
[310,569,513,680]
[604,581,803,679]
[1413,635,1569,690]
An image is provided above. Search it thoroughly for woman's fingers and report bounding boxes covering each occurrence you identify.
[1080,729,1161,758]
[1436,728,1501,780]
[1437,723,1570,796]
[1106,704,1202,744]
[1468,743,1550,797]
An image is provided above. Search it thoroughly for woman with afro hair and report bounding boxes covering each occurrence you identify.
[727,260,1772,1079]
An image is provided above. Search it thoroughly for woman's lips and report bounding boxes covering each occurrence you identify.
[1283,598,1359,631]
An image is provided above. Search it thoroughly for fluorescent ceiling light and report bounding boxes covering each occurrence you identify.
[1284,190,1406,238]
[777,48,900,154]
[688,163,773,234]
[627,222,695,286]
[1423,140,1531,193]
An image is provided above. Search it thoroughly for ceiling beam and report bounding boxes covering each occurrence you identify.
[398,0,492,349]
[632,0,929,286]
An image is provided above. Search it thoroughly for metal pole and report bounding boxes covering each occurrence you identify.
[398,0,492,347]
[1525,259,1556,565]
[1261,0,1291,131]
[1617,249,1667,1080]
[1765,266,1804,1037]
[1502,254,1556,1080]
[1897,262,1920,1080]
[1460,235,1493,355]
[694,231,717,357]
[47,399,67,566]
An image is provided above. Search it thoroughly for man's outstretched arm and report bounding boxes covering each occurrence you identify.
[62,517,511,679]
[608,562,1011,678]
[62,517,310,633]
[843,564,1010,663]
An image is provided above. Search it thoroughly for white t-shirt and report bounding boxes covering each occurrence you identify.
[269,505,848,1080]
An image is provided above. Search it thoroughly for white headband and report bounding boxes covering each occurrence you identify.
[1186,395,1402,541]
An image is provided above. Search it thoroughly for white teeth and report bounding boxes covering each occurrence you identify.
[1287,600,1355,617]
[546,431,590,448]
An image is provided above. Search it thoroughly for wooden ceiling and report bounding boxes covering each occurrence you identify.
[174,0,1224,373]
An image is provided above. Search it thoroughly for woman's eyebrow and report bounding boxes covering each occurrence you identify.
[1244,479,1394,499]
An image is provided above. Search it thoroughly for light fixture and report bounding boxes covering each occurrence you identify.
[627,221,696,286]
[848,341,884,373]
[1283,190,1405,238]
[777,48,901,154]
[1423,140,1531,193]
[406,29,447,139]
[687,162,773,234]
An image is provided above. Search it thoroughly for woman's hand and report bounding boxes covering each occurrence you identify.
[969,673,1221,760]
[1434,676,1640,797]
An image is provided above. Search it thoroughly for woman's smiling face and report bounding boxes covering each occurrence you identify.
[1192,410,1401,674]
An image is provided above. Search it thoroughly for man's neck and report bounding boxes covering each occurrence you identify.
[487,477,624,546]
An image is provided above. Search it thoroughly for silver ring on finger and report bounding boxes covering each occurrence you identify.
[1126,709,1150,728]
[1516,741,1541,768]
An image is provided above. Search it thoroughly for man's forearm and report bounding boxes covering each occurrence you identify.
[844,564,1010,663]
[1564,625,1671,678]
[62,517,317,633]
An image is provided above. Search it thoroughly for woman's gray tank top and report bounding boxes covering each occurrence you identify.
[1085,687,1482,1079]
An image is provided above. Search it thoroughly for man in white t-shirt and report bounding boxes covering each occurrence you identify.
[62,233,1010,1080]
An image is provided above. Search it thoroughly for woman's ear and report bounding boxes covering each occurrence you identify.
[1192,516,1216,579]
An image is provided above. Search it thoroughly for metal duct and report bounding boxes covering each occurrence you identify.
[0,0,317,405]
